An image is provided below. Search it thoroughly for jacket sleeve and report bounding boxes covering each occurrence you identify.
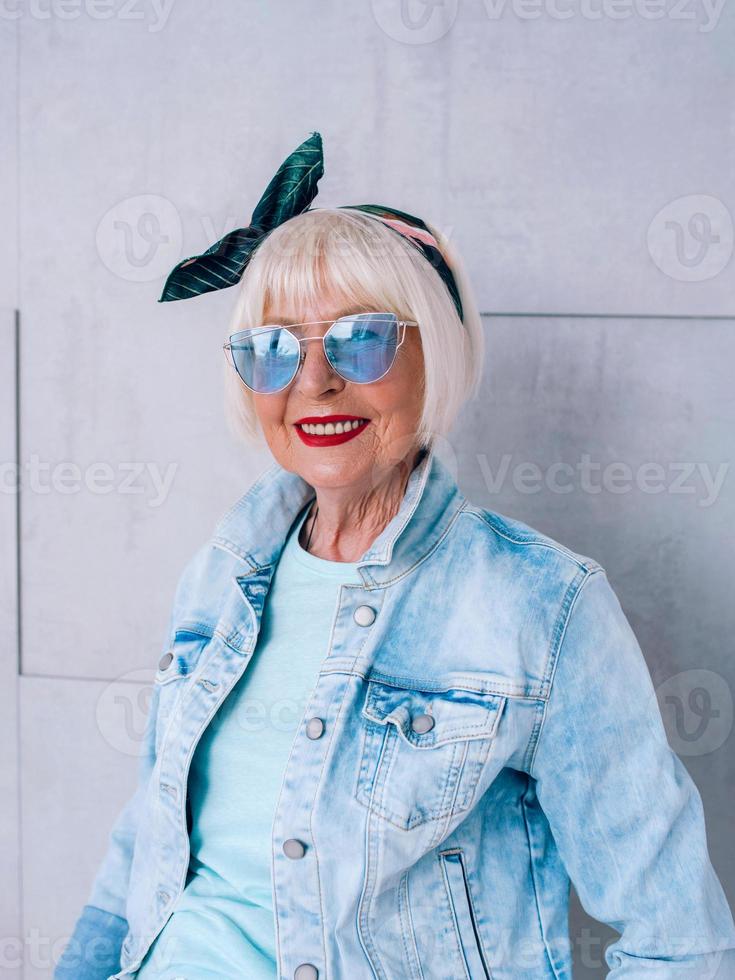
[529,567,735,978]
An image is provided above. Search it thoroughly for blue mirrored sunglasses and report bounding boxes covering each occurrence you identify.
[223,312,419,394]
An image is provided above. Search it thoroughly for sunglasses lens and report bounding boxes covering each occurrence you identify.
[324,313,400,383]
[228,327,300,393]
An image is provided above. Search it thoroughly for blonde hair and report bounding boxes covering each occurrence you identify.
[223,207,484,451]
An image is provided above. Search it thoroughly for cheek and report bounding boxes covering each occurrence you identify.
[252,395,287,430]
[370,375,423,433]
[388,346,424,416]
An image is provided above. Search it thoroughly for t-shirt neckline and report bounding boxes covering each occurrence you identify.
[286,504,364,580]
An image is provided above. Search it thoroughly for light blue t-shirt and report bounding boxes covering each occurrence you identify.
[135,504,362,979]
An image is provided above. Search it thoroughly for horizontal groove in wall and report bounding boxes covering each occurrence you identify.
[481,312,735,320]
[20,672,151,685]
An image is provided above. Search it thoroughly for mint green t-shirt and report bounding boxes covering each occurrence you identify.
[135,504,362,979]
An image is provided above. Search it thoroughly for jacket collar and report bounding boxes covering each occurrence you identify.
[211,443,467,588]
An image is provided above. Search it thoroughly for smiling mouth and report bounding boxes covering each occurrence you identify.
[295,418,369,435]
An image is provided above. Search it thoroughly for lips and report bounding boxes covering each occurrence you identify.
[294,415,367,425]
[294,416,371,447]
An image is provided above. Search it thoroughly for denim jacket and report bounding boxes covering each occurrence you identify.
[55,445,735,980]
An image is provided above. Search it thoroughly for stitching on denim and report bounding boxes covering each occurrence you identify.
[520,775,564,979]
[363,685,503,743]
[341,589,383,674]
[214,627,253,656]
[397,871,422,980]
[522,698,548,776]
[212,538,252,566]
[358,500,466,589]
[355,687,509,831]
[543,567,592,689]
[402,870,426,980]
[211,537,259,569]
[357,726,392,980]
[168,620,214,641]
[357,449,436,569]
[429,739,468,849]
[465,509,602,575]
[454,703,505,814]
[527,568,602,777]
[436,740,465,843]
[357,730,487,832]
[362,670,542,699]
[438,852,472,979]
[457,851,494,979]
[167,652,252,914]
[363,710,500,748]
[268,658,335,975]
[307,675,355,974]
[436,849,495,978]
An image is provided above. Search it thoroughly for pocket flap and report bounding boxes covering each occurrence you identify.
[155,626,211,685]
[362,680,505,747]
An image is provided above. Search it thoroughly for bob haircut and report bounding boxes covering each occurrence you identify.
[223,207,485,451]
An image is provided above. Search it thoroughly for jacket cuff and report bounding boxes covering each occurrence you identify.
[53,904,128,980]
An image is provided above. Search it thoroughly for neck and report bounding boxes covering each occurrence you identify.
[300,447,424,562]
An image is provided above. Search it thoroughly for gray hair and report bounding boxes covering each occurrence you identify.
[223,207,485,451]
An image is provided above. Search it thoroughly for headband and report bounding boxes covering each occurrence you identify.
[157,131,464,323]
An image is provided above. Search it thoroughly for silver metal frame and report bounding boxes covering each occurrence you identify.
[222,312,419,394]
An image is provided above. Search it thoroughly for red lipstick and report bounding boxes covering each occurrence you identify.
[294,414,370,447]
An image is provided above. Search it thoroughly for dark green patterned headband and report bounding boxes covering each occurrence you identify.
[157,131,464,324]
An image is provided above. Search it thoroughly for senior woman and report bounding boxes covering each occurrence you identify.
[56,134,735,980]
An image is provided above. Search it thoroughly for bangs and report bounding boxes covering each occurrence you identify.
[247,208,417,322]
[223,204,484,450]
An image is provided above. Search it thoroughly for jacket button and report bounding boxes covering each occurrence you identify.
[158,651,174,670]
[353,605,376,627]
[305,717,325,740]
[411,714,435,734]
[283,838,306,859]
[294,966,318,980]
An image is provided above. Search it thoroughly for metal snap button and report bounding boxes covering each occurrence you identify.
[305,717,325,740]
[283,838,307,860]
[158,651,174,670]
[411,713,435,735]
[294,965,318,980]
[353,605,376,627]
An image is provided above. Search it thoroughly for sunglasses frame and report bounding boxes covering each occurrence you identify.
[223,312,419,394]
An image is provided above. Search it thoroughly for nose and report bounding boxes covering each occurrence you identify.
[293,337,345,395]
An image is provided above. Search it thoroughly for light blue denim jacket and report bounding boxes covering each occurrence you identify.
[55,445,735,979]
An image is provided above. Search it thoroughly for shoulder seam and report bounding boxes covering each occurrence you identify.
[526,567,606,775]
[463,508,601,574]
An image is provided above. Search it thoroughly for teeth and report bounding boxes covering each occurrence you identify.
[298,419,367,436]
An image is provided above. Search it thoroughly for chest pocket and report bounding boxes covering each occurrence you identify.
[153,625,212,752]
[355,679,506,831]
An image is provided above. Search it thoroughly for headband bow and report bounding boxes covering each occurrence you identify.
[157,131,464,323]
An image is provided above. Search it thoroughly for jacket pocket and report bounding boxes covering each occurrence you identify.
[439,848,492,980]
[355,679,506,831]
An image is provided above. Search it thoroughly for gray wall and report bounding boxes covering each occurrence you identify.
[1,2,733,976]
